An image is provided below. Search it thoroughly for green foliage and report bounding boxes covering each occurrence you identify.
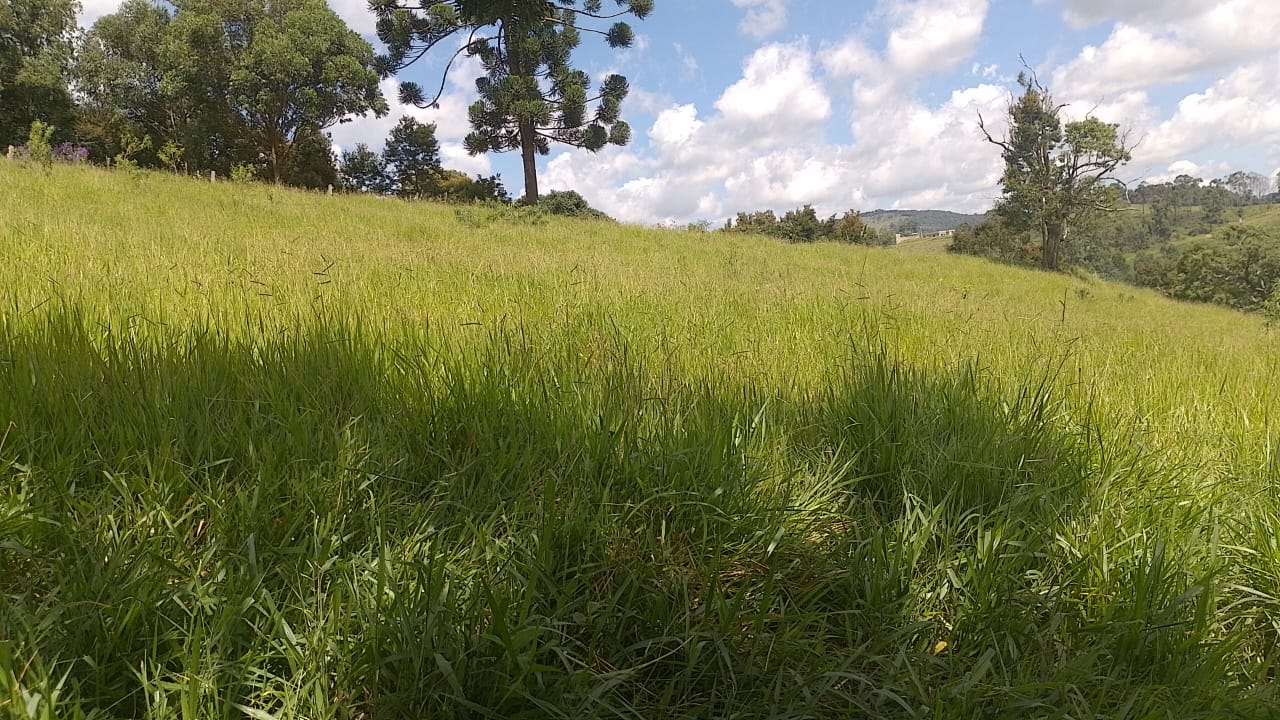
[225,0,388,181]
[375,0,653,201]
[382,115,441,198]
[538,189,611,220]
[72,0,248,170]
[725,206,883,245]
[111,130,152,173]
[724,208,778,234]
[983,72,1131,270]
[24,119,55,167]
[339,143,389,194]
[157,140,184,172]
[454,196,545,227]
[1135,225,1280,312]
[827,209,880,244]
[949,216,1038,265]
[1129,174,1268,235]
[0,0,77,147]
[1202,192,1227,230]
[428,169,511,203]
[775,204,823,242]
[230,162,258,183]
[73,0,387,182]
[1262,285,1280,326]
[1147,198,1175,242]
[279,125,339,190]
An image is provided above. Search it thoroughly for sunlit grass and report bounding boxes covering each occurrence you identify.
[2,161,1278,718]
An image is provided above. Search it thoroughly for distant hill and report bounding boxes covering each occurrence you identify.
[861,209,988,235]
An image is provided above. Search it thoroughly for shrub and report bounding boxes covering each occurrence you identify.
[26,121,55,167]
[230,163,259,183]
[157,141,184,172]
[52,142,89,163]
[539,190,612,221]
[1263,285,1280,327]
[113,132,153,172]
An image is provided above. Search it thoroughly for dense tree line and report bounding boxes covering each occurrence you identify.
[722,205,888,245]
[5,0,655,203]
[0,0,77,147]
[4,0,386,185]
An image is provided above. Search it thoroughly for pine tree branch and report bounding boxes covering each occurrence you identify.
[546,3,637,21]
[413,29,497,109]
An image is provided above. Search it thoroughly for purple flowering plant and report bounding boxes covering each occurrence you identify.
[52,143,90,163]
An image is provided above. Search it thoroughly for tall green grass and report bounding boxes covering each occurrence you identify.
[2,162,1278,718]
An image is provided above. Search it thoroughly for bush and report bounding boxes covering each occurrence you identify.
[1263,285,1280,327]
[539,190,612,221]
[52,142,89,163]
[157,141,184,172]
[429,171,510,204]
[230,163,259,183]
[26,121,55,167]
[1135,226,1280,312]
[948,217,1039,265]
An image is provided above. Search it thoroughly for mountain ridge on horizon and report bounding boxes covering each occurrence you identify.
[859,209,990,235]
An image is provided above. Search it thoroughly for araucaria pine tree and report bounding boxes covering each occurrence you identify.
[371,0,653,203]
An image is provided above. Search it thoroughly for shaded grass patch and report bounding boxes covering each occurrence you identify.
[2,305,1274,718]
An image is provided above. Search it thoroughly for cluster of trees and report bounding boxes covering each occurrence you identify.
[1135,226,1280,314]
[1130,172,1277,208]
[18,0,389,185]
[950,210,1153,280]
[4,0,655,202]
[338,117,508,201]
[956,68,1280,317]
[1,0,78,146]
[722,205,888,245]
[1130,173,1278,241]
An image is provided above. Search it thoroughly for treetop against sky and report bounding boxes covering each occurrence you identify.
[73,0,1280,224]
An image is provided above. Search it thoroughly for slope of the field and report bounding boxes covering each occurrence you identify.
[1175,203,1280,244]
[2,162,1279,719]
[861,208,987,234]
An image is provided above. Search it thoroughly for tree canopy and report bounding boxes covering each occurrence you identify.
[723,206,886,245]
[73,0,387,181]
[979,71,1132,270]
[340,142,390,193]
[383,115,441,197]
[0,0,79,147]
[371,0,654,202]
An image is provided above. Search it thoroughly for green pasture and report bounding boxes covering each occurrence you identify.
[2,162,1278,718]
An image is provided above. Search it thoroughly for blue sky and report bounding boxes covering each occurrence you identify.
[80,1,1280,224]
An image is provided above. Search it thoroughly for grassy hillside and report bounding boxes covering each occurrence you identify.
[2,161,1279,719]
[1173,203,1280,243]
[886,235,953,253]
[861,209,987,234]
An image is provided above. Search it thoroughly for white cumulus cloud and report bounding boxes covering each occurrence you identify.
[541,24,1009,226]
[1051,0,1280,98]
[731,0,790,39]
[885,0,991,78]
